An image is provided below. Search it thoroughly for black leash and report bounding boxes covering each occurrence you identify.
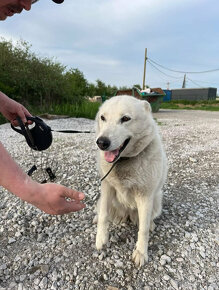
[100,160,119,182]
[52,129,92,134]
[100,157,129,182]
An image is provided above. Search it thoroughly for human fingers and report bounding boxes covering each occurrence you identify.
[61,187,85,201]
[62,200,86,214]
[22,106,32,118]
[22,107,33,125]
[18,106,32,124]
[10,106,28,125]
[11,106,32,126]
[50,199,86,215]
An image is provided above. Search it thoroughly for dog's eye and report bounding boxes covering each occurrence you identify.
[121,116,131,123]
[100,115,106,121]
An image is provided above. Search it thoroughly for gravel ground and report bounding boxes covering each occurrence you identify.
[0,109,218,290]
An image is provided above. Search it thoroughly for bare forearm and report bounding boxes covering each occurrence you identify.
[0,91,9,110]
[0,141,38,201]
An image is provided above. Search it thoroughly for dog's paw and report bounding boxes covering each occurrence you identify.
[95,232,109,250]
[132,249,148,267]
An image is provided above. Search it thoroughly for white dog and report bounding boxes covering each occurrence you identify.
[95,95,167,267]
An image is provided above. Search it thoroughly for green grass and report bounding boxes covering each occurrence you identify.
[45,101,101,119]
[160,100,219,111]
[0,101,101,125]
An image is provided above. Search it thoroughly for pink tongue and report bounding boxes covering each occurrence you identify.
[104,149,119,163]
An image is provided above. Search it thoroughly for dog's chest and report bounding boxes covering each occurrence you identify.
[107,172,138,209]
[115,188,136,209]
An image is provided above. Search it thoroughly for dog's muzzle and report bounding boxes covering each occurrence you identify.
[96,136,131,163]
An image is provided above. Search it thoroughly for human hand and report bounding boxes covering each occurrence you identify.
[0,92,32,126]
[29,183,86,215]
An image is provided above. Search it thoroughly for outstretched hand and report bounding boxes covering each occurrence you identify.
[30,183,86,215]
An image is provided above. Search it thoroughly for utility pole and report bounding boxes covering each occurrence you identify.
[142,48,147,90]
[182,74,186,88]
[167,82,170,90]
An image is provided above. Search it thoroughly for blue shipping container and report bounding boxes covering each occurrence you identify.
[163,90,172,102]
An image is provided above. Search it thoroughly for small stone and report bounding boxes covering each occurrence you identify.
[15,231,21,238]
[34,278,40,286]
[160,259,166,266]
[37,234,44,242]
[39,277,48,288]
[191,233,198,242]
[9,282,17,288]
[51,281,58,290]
[190,242,195,250]
[189,275,195,282]
[8,238,16,244]
[160,254,171,265]
[189,157,197,162]
[98,252,105,261]
[17,283,23,290]
[200,251,206,259]
[51,270,58,281]
[115,260,124,268]
[116,269,124,277]
[163,275,170,281]
[185,232,190,238]
[20,275,26,282]
[170,279,178,289]
[0,264,7,270]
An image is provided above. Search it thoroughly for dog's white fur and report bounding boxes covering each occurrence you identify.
[95,95,167,267]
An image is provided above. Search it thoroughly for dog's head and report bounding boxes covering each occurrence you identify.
[95,95,156,163]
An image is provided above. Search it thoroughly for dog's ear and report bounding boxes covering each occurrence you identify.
[143,100,152,113]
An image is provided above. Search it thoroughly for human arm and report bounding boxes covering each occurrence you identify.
[0,141,86,214]
[0,91,32,126]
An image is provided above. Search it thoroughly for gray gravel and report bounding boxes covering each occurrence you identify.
[0,109,218,290]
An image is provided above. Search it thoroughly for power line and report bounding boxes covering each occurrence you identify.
[184,78,219,86]
[148,57,219,74]
[186,77,203,88]
[147,59,182,79]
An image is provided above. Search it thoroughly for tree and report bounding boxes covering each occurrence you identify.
[64,69,88,104]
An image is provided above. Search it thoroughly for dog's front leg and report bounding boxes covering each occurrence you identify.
[132,194,153,267]
[96,181,113,250]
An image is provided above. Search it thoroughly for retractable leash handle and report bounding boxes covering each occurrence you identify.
[11,116,53,151]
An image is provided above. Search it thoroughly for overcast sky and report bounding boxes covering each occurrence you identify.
[1,0,219,93]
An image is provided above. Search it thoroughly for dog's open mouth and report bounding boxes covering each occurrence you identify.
[104,138,131,163]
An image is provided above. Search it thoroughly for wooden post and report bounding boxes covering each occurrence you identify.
[142,48,147,90]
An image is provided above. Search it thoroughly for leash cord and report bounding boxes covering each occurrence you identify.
[100,159,119,182]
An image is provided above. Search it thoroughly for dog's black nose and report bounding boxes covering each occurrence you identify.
[96,137,111,150]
